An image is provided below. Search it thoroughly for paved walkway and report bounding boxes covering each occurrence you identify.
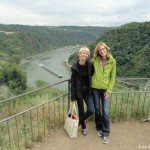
[32,122,150,150]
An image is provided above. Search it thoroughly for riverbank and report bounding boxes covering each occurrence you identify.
[62,60,71,70]
[20,50,54,66]
[20,45,81,66]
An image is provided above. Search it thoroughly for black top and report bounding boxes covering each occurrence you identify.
[71,60,94,100]
[78,63,89,87]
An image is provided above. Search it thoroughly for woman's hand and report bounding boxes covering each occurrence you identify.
[104,92,110,100]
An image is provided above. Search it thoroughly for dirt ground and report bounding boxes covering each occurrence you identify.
[32,122,150,150]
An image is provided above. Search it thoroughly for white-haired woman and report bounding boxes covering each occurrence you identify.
[71,47,94,137]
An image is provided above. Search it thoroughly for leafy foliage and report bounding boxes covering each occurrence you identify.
[88,22,150,77]
[0,55,27,95]
[69,22,150,77]
[35,80,49,88]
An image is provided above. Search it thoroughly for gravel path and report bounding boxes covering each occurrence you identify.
[32,122,150,150]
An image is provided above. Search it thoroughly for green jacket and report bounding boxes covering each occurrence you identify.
[90,54,116,94]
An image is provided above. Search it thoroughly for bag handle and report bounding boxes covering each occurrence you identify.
[69,102,78,116]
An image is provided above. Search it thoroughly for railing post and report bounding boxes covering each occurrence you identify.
[68,79,71,112]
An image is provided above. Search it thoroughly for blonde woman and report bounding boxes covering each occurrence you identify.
[71,47,94,137]
[91,42,116,144]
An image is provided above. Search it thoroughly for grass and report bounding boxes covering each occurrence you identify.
[0,86,65,120]
[0,94,69,150]
[110,92,150,122]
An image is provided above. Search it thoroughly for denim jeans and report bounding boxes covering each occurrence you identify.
[77,90,94,129]
[92,88,110,137]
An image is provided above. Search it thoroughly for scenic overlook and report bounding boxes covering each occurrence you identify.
[0,0,149,150]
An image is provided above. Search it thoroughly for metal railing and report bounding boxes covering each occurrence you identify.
[0,80,70,150]
[109,91,150,122]
[0,79,150,150]
[0,80,70,120]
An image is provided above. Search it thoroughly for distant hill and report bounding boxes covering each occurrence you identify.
[89,22,150,77]
[69,22,150,77]
[0,24,112,58]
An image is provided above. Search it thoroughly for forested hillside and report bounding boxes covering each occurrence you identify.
[0,24,111,58]
[0,24,112,97]
[69,22,150,77]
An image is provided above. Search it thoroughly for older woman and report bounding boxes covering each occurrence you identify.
[91,42,116,144]
[71,47,94,137]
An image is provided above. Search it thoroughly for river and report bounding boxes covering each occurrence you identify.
[21,45,82,89]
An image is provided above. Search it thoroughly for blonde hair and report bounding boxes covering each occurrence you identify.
[78,47,90,56]
[93,42,110,58]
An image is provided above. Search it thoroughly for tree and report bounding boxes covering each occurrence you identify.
[0,71,5,84]
[7,55,20,65]
[1,63,27,94]
[88,21,150,77]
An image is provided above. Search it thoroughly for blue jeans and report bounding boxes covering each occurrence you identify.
[92,88,110,137]
[77,90,94,129]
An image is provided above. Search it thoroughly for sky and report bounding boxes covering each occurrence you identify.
[0,0,150,27]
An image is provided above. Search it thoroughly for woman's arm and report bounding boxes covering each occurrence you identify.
[107,60,116,94]
[70,68,76,101]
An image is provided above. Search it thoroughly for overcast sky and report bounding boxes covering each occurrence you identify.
[0,0,150,26]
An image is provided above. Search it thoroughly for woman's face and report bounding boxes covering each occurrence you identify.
[98,45,107,58]
[79,52,88,61]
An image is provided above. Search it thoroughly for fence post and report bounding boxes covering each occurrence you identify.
[68,79,71,112]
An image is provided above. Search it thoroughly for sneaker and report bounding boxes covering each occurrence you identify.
[98,130,102,137]
[82,129,88,137]
[102,136,108,144]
